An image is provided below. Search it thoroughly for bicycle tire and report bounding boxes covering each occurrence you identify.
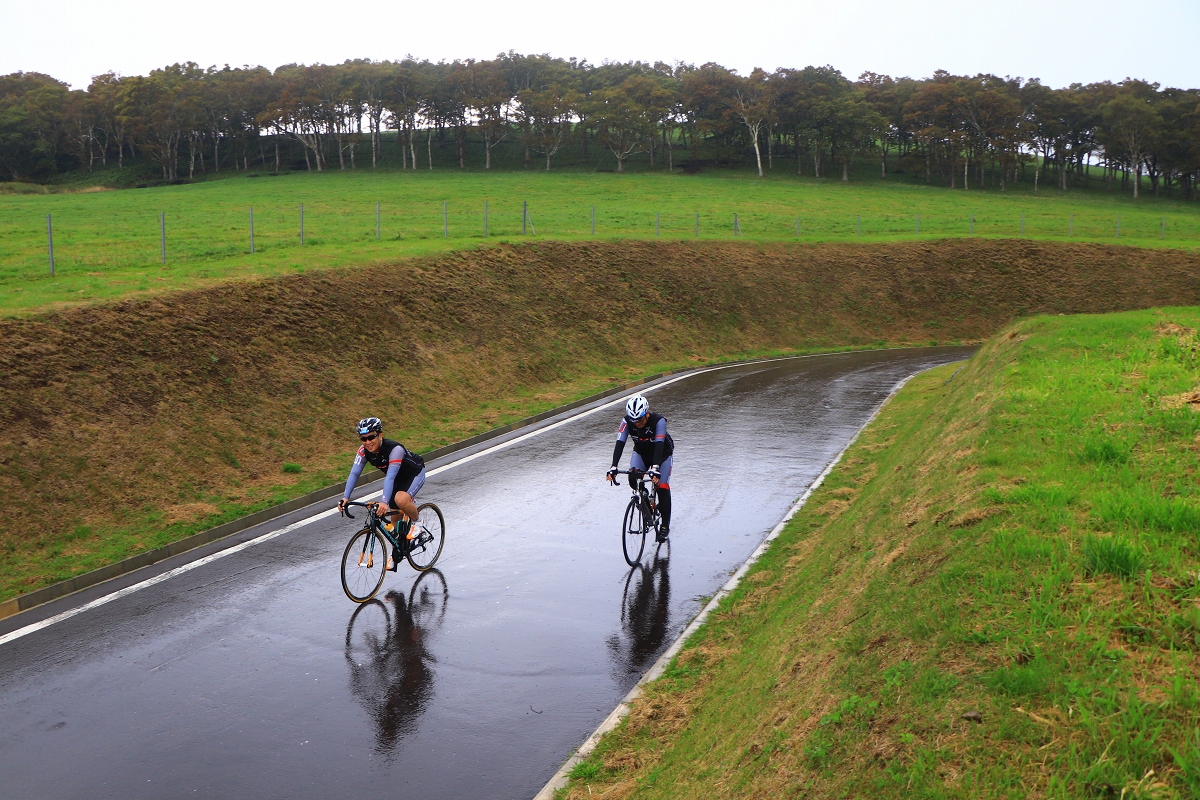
[341,527,389,603]
[344,599,391,663]
[622,497,646,566]
[406,503,446,571]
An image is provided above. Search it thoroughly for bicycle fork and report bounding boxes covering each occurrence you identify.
[358,529,379,569]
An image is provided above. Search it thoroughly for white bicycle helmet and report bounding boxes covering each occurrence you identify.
[625,394,649,420]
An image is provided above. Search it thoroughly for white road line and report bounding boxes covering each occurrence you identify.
[0,360,761,649]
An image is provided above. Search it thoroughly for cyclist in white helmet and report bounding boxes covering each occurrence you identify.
[606,394,674,541]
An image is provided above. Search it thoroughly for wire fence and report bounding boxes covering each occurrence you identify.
[5,201,1199,282]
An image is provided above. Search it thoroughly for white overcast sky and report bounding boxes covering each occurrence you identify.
[4,0,1197,91]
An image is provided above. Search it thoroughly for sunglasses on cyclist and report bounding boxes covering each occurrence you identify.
[359,432,379,442]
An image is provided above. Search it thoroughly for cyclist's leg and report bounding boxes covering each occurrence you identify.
[629,452,647,475]
[392,468,425,535]
[655,456,673,534]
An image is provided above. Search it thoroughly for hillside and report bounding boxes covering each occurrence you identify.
[2,239,1200,603]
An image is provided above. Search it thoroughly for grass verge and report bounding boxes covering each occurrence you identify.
[559,307,1200,798]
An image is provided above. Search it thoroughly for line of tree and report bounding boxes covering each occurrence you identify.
[1,55,1198,199]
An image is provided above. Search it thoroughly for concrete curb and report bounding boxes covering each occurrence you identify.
[532,368,932,800]
[0,350,853,624]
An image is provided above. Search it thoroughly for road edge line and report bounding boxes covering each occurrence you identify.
[531,368,929,800]
[0,348,927,638]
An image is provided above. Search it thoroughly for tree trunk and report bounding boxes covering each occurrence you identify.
[749,125,763,177]
[274,140,279,172]
[841,160,848,182]
[963,160,968,190]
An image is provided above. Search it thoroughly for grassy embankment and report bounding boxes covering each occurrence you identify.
[2,168,1198,315]
[559,307,1200,798]
[2,239,1198,605]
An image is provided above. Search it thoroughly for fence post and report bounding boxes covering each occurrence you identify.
[1116,214,1120,239]
[1069,214,1073,237]
[249,206,255,254]
[733,213,741,237]
[591,205,595,236]
[376,202,381,241]
[484,200,489,237]
[300,204,304,245]
[443,201,448,238]
[46,213,54,276]
[160,212,166,264]
[655,211,660,237]
[1020,212,1025,237]
[857,215,861,237]
[522,201,528,235]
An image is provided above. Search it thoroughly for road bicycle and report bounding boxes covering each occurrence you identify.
[339,500,445,603]
[611,469,662,566]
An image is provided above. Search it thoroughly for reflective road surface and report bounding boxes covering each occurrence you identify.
[0,347,971,800]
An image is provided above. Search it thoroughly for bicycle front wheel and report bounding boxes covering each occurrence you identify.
[341,528,389,603]
[406,503,446,571]
[622,497,647,566]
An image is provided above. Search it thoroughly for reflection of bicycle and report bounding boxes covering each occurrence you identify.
[344,570,448,755]
[339,500,445,603]
[607,551,671,683]
[610,469,661,566]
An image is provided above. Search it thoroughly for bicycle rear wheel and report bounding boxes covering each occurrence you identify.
[622,497,647,566]
[406,503,445,571]
[342,528,389,603]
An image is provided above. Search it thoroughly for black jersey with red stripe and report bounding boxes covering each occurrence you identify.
[617,412,674,462]
[359,438,425,473]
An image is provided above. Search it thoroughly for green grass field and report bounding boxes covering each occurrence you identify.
[2,167,1198,316]
[560,308,1200,798]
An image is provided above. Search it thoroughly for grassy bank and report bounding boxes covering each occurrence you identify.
[3,239,1199,606]
[3,169,1199,315]
[560,307,1200,798]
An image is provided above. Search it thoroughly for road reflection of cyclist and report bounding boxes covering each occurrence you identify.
[344,571,447,755]
[607,551,671,684]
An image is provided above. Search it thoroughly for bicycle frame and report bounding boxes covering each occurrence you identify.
[613,469,658,518]
[341,501,411,552]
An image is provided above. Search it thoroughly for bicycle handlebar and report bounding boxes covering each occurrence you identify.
[609,468,655,488]
[339,500,379,520]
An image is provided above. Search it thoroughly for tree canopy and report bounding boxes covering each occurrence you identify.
[1,55,1197,199]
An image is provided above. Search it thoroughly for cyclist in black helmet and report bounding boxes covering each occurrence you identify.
[606,394,674,542]
[338,417,426,569]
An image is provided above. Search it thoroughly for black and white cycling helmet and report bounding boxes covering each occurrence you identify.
[356,417,383,436]
[625,394,649,420]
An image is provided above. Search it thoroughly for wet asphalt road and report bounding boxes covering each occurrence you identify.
[0,347,971,800]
